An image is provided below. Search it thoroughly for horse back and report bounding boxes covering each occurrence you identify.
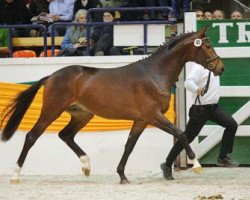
[44,64,170,120]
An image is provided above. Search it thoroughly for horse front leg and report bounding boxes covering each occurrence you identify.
[151,112,202,173]
[117,121,147,184]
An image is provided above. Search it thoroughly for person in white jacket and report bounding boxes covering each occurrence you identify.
[160,62,239,180]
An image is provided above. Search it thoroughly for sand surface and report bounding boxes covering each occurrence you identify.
[0,167,249,200]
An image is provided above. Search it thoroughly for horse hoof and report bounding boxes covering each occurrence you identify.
[192,166,203,174]
[120,179,130,184]
[82,167,90,177]
[10,178,21,184]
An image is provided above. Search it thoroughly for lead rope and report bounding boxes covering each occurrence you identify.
[137,172,162,180]
[194,70,212,105]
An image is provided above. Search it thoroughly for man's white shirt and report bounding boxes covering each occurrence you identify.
[185,62,220,105]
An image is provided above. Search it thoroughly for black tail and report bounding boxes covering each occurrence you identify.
[0,76,49,142]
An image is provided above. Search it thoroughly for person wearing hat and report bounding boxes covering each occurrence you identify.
[91,11,122,56]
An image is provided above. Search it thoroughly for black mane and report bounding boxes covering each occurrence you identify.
[147,32,195,59]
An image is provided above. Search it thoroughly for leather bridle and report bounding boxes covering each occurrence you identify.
[198,37,221,71]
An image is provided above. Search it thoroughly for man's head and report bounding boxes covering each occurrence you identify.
[204,11,212,20]
[196,10,204,20]
[81,0,88,7]
[212,10,224,20]
[103,11,115,23]
[5,0,14,3]
[231,11,243,19]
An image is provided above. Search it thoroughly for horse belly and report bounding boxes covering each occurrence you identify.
[75,95,140,120]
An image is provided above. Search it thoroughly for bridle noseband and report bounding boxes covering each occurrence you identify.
[206,55,220,70]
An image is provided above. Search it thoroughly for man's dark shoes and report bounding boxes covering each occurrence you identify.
[217,157,239,167]
[160,163,174,180]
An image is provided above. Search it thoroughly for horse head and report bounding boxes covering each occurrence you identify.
[191,25,224,76]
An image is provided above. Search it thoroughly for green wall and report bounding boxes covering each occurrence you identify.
[196,20,250,164]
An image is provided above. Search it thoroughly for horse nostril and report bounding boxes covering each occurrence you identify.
[222,67,225,72]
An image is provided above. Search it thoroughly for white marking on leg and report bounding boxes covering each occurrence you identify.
[190,158,203,174]
[190,158,201,168]
[10,164,21,183]
[80,155,91,171]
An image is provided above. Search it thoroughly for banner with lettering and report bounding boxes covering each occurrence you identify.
[197,19,250,47]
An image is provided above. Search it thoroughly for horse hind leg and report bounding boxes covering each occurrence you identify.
[117,121,147,184]
[11,121,46,183]
[58,111,94,177]
[11,97,69,183]
[11,113,64,183]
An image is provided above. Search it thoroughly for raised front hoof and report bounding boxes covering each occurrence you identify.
[192,166,203,174]
[120,179,130,185]
[10,178,21,184]
[82,167,90,177]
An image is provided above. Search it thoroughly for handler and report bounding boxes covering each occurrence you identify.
[161,62,239,180]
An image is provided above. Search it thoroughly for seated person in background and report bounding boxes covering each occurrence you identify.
[29,0,49,19]
[121,0,145,21]
[171,0,191,20]
[204,11,212,20]
[73,0,103,22]
[91,11,122,56]
[121,0,163,21]
[0,28,9,58]
[28,0,50,37]
[0,0,31,37]
[24,0,31,8]
[59,9,91,57]
[231,10,243,19]
[47,0,75,36]
[212,9,224,20]
[195,9,204,20]
[101,0,125,8]
[101,0,126,20]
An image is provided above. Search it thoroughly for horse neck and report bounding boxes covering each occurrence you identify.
[153,45,191,87]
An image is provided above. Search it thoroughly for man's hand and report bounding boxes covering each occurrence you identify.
[51,15,60,21]
[196,87,206,96]
[77,37,87,46]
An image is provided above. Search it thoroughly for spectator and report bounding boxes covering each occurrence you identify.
[231,10,243,19]
[212,9,224,20]
[204,11,212,20]
[0,0,31,37]
[121,0,161,21]
[101,0,125,8]
[0,28,9,58]
[59,9,91,57]
[196,9,204,20]
[170,0,191,20]
[73,0,103,22]
[121,0,146,21]
[29,0,49,17]
[24,0,31,8]
[101,0,126,20]
[92,11,122,56]
[47,0,75,36]
[28,0,50,37]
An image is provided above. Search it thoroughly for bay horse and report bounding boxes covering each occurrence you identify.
[0,26,224,184]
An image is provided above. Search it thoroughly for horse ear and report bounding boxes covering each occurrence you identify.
[198,25,209,38]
